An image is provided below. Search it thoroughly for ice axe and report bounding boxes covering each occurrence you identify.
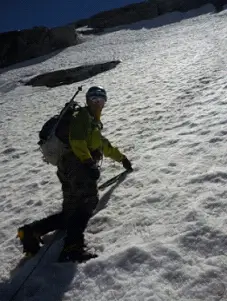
[98,169,133,191]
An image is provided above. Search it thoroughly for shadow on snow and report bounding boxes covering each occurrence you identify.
[0,172,128,301]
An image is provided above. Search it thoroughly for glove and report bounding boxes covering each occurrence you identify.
[90,149,103,162]
[122,156,133,171]
[84,160,100,180]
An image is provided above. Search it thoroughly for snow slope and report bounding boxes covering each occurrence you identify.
[1,4,227,301]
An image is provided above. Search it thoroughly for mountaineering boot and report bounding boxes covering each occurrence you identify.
[58,243,97,263]
[17,225,42,257]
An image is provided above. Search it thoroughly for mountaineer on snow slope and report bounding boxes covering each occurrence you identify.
[18,86,133,262]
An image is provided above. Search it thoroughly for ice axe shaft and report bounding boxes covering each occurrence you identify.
[70,85,83,103]
[98,169,132,191]
[51,86,83,135]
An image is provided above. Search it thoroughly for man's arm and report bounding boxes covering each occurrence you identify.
[101,136,124,162]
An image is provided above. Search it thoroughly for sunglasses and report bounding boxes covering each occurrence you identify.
[89,96,106,107]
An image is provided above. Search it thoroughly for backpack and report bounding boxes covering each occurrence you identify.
[38,102,80,166]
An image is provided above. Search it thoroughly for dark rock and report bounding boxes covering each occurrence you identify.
[0,31,18,68]
[0,25,79,68]
[74,0,225,32]
[212,0,226,12]
[75,2,158,30]
[156,0,215,14]
[24,60,121,88]
[49,25,78,49]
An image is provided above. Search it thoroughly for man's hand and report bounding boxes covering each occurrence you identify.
[90,149,103,162]
[122,156,133,171]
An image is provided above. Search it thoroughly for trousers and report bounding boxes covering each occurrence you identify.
[29,153,99,246]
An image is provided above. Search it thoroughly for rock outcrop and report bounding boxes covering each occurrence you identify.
[155,0,225,14]
[24,60,121,88]
[0,25,78,68]
[75,2,158,29]
[75,0,226,31]
[212,0,226,12]
[49,25,77,49]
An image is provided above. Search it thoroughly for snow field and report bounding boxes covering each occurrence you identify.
[0,5,227,301]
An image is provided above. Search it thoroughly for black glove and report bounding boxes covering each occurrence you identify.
[122,156,133,171]
[85,161,100,180]
[90,149,103,162]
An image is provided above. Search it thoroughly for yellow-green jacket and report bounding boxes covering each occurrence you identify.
[69,107,124,163]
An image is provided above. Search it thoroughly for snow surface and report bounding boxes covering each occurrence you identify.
[1,4,227,301]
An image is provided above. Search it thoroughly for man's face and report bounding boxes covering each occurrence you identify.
[87,97,105,120]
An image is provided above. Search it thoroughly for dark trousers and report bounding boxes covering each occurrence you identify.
[28,153,99,247]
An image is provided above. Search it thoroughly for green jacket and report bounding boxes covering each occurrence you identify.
[69,107,124,163]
